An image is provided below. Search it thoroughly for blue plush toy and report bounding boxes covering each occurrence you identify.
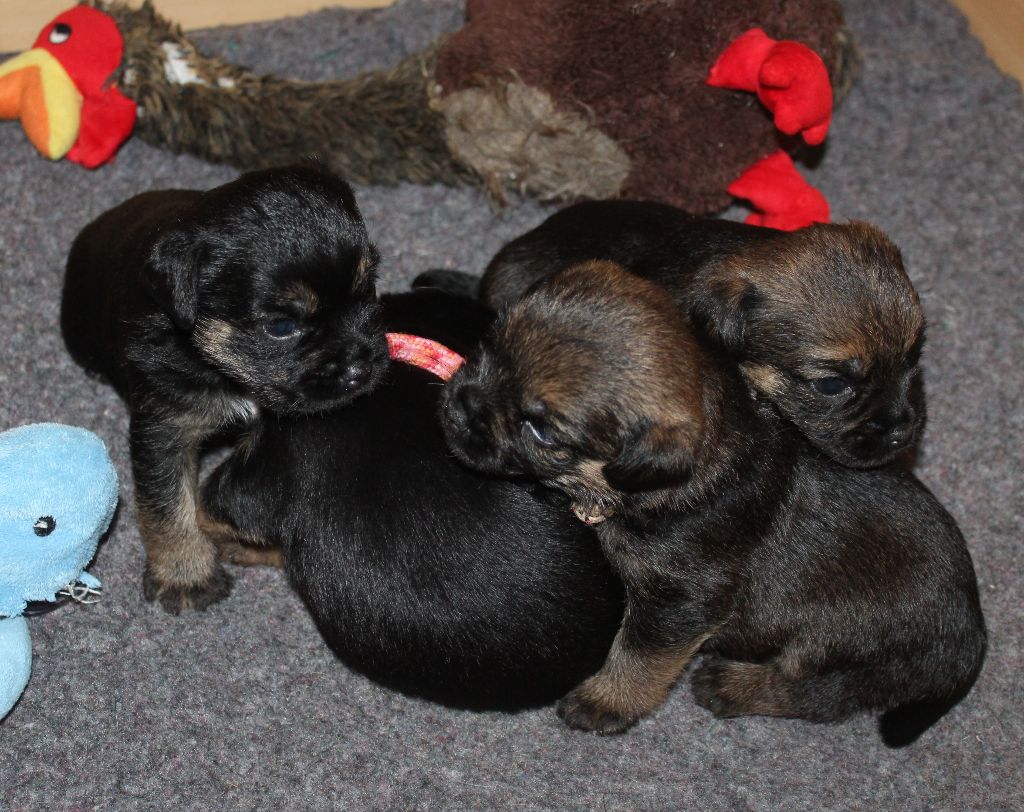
[0,423,118,719]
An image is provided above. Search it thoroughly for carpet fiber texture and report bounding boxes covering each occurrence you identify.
[0,1,1020,809]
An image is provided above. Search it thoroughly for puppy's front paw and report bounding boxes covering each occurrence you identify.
[143,563,233,614]
[556,684,640,735]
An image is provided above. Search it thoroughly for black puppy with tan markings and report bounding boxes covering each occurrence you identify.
[61,165,387,613]
[423,200,925,469]
[198,288,624,711]
[441,260,985,745]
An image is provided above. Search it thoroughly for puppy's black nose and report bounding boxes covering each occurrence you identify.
[447,383,491,438]
[455,384,484,420]
[886,411,916,448]
[342,361,371,389]
[865,408,915,449]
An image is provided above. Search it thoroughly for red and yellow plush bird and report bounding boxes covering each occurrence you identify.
[0,5,136,168]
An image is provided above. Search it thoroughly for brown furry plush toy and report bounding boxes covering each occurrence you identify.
[2,0,859,223]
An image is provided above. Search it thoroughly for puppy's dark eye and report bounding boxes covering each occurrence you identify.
[265,317,299,339]
[522,418,556,447]
[811,376,851,397]
[33,516,56,537]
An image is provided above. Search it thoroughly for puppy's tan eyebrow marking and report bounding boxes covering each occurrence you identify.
[277,282,319,313]
[813,334,875,368]
[805,354,865,376]
[741,362,787,396]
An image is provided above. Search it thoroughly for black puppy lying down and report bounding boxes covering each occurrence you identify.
[200,289,624,710]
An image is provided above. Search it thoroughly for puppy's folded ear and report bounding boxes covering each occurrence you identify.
[295,154,328,174]
[146,229,203,332]
[689,274,759,354]
[602,421,698,493]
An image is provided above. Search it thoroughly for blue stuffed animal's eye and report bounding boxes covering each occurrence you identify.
[33,516,56,537]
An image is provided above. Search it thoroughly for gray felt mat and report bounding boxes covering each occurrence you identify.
[0,1,1021,809]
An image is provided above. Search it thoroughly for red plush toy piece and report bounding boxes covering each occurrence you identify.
[0,5,136,168]
[65,88,137,169]
[727,150,830,230]
[36,6,137,169]
[707,27,832,146]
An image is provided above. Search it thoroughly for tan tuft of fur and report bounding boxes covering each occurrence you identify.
[741,362,787,397]
[438,80,631,204]
[278,282,320,314]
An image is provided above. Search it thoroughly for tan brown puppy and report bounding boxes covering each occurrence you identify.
[62,165,387,613]
[425,201,925,468]
[440,260,985,746]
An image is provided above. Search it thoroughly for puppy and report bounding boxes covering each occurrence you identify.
[61,165,388,613]
[441,260,985,745]
[198,288,624,710]
[422,200,925,468]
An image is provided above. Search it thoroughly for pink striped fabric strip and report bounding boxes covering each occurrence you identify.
[386,332,465,381]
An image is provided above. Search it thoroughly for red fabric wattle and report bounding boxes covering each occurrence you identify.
[707,27,832,146]
[727,150,830,231]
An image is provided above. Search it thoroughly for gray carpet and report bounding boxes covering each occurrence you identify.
[1,1,1021,809]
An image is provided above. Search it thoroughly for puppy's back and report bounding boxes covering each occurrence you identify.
[479,200,770,310]
[61,190,200,390]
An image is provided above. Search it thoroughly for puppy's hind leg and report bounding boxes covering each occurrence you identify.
[691,656,860,723]
[197,508,284,569]
[132,413,233,614]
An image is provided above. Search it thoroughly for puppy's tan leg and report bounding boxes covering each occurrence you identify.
[691,657,793,718]
[691,656,861,723]
[133,414,232,614]
[138,493,231,613]
[557,620,711,734]
[197,508,284,569]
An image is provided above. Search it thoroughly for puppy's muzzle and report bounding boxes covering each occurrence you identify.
[302,336,388,404]
[440,378,518,475]
[444,381,494,451]
[845,405,918,465]
[867,410,916,449]
[450,383,489,435]
[316,356,374,390]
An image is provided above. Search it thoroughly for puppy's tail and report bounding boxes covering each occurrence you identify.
[412,269,481,299]
[878,699,961,748]
[879,645,985,748]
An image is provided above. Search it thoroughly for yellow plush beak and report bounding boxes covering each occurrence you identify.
[0,48,82,160]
